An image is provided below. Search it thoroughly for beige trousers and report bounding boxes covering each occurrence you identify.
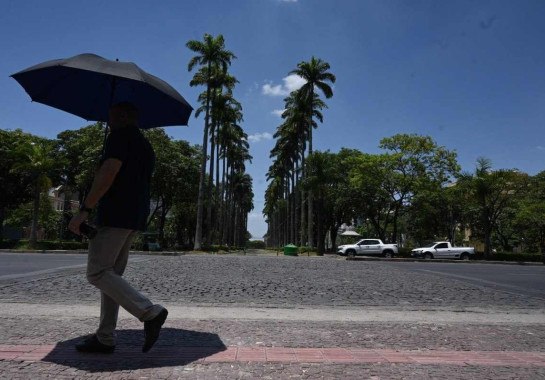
[87,227,163,346]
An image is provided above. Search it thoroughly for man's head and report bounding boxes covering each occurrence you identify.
[108,102,139,130]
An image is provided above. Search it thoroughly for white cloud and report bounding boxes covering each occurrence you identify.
[537,146,545,151]
[262,83,286,96]
[284,74,306,92]
[271,109,285,117]
[248,132,273,143]
[262,74,306,97]
[279,0,298,2]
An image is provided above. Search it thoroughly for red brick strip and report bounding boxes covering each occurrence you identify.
[1,345,545,366]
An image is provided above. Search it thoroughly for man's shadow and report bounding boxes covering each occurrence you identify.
[42,328,226,372]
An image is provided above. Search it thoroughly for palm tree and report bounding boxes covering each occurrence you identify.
[208,89,241,243]
[289,57,335,249]
[12,140,55,247]
[280,90,326,246]
[187,34,236,250]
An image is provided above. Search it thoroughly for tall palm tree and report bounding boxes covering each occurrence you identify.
[289,57,335,249]
[187,34,236,250]
[280,90,325,246]
[209,89,241,243]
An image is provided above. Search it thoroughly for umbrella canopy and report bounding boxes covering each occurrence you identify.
[340,230,361,237]
[11,53,193,129]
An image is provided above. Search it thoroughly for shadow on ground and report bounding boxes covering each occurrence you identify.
[42,328,226,371]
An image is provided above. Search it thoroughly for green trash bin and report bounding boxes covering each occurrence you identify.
[284,244,298,256]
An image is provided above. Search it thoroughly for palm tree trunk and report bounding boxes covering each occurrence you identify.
[291,169,296,244]
[159,198,169,248]
[193,64,212,250]
[484,228,492,258]
[307,90,314,249]
[215,127,221,241]
[300,150,306,247]
[0,206,5,242]
[220,153,227,244]
[294,159,300,247]
[207,120,216,244]
[316,196,324,255]
[30,184,40,248]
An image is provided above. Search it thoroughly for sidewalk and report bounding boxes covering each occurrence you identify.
[2,303,545,379]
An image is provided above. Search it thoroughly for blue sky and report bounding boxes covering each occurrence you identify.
[1,0,544,239]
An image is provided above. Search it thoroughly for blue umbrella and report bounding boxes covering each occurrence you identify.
[11,53,193,129]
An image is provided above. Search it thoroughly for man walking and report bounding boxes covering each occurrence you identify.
[69,102,167,354]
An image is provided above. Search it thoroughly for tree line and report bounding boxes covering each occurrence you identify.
[1,33,254,250]
[266,134,545,256]
[264,58,544,256]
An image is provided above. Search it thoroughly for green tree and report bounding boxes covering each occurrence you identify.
[0,129,33,240]
[378,134,460,243]
[348,134,459,243]
[144,129,202,248]
[303,150,349,254]
[348,153,394,241]
[11,139,57,247]
[458,158,528,257]
[407,183,466,246]
[56,123,104,239]
[6,193,61,240]
[511,171,545,252]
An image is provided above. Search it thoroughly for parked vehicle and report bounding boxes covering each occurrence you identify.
[338,239,398,258]
[411,241,475,260]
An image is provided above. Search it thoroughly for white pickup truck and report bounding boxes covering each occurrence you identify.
[338,239,398,258]
[411,241,475,260]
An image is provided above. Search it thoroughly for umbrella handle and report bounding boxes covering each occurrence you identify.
[100,75,117,159]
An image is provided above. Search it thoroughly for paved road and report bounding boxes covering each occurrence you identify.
[0,252,87,279]
[377,261,545,299]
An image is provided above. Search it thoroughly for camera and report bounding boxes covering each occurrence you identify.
[79,222,98,239]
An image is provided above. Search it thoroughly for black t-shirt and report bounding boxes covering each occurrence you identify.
[96,127,155,231]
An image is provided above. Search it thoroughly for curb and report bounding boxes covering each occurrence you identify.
[345,256,545,266]
[0,249,251,256]
[1,249,543,265]
[0,249,188,255]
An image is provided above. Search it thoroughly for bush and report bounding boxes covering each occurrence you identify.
[246,240,266,249]
[0,239,20,249]
[397,247,413,258]
[476,252,543,262]
[6,240,88,251]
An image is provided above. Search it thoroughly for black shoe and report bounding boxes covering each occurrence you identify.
[75,334,115,354]
[142,308,168,353]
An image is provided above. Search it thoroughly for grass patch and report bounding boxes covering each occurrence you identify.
[0,239,88,251]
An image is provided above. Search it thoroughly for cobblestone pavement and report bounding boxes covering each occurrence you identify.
[1,255,544,309]
[1,254,545,379]
[3,316,545,352]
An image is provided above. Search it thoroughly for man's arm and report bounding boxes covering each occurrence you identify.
[68,158,122,234]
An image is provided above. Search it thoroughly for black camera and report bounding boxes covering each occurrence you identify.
[79,222,98,239]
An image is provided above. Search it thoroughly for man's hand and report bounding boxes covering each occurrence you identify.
[68,212,89,235]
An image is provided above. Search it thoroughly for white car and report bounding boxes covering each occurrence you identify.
[411,241,475,260]
[338,239,398,258]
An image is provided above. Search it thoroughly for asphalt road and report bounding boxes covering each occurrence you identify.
[378,261,545,299]
[0,252,88,279]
